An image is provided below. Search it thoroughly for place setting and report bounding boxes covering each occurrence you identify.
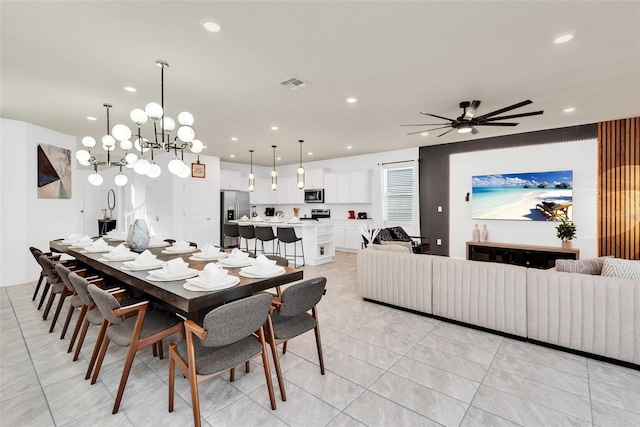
[147,235,170,248]
[121,249,164,271]
[146,258,198,282]
[189,243,226,261]
[79,237,112,253]
[103,229,128,241]
[161,239,196,254]
[217,248,254,268]
[183,263,240,292]
[60,233,87,245]
[98,243,136,262]
[67,235,94,248]
[238,254,285,278]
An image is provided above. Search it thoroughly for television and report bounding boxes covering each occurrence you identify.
[471,170,573,221]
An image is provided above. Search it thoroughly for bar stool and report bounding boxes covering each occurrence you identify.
[223,223,240,249]
[255,226,278,255]
[276,227,305,268]
[238,224,256,254]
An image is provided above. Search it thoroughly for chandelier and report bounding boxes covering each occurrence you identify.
[75,60,203,186]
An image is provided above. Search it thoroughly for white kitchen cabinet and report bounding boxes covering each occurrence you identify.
[249,177,271,204]
[270,176,289,204]
[333,223,345,248]
[324,171,371,204]
[305,169,325,189]
[220,170,242,190]
[288,182,305,204]
[333,220,370,251]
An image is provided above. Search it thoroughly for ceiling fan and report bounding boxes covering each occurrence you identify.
[402,100,544,137]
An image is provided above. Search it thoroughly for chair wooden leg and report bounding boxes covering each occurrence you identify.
[32,274,44,301]
[42,291,57,320]
[49,291,69,333]
[68,306,87,352]
[245,361,250,373]
[282,341,288,354]
[313,308,325,375]
[188,361,201,427]
[158,340,164,359]
[152,343,158,357]
[230,367,235,382]
[91,333,110,385]
[112,346,137,414]
[168,352,175,413]
[37,283,50,310]
[259,330,277,410]
[74,318,90,360]
[266,327,286,401]
[86,320,108,379]
[60,303,76,339]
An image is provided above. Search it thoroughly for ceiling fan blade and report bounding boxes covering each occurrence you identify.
[484,110,544,122]
[400,123,450,127]
[464,100,481,119]
[437,128,455,137]
[471,126,479,135]
[420,112,456,122]
[477,122,519,126]
[406,126,451,135]
[475,100,533,120]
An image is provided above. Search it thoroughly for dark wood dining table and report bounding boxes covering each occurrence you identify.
[50,239,303,320]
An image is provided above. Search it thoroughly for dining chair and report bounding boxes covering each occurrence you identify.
[67,271,106,358]
[276,227,305,268]
[238,224,256,254]
[255,226,278,256]
[267,276,327,381]
[38,255,69,324]
[168,292,282,427]
[55,263,98,339]
[87,284,183,414]
[223,223,240,248]
[29,246,60,303]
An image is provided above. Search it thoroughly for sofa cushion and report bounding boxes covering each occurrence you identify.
[368,243,411,253]
[555,256,612,275]
[601,258,640,280]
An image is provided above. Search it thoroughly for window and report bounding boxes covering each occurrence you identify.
[382,161,418,233]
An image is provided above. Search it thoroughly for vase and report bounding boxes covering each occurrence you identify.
[561,240,572,249]
[481,225,489,242]
[127,219,149,252]
[472,224,480,242]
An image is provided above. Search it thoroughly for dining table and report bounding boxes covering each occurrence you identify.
[49,238,303,320]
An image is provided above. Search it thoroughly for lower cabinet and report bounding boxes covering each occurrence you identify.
[334,220,369,251]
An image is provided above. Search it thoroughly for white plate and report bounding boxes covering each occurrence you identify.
[104,236,126,241]
[81,246,112,253]
[148,241,170,248]
[183,276,240,292]
[189,253,226,261]
[239,269,286,279]
[161,247,196,254]
[121,263,163,271]
[146,268,199,282]
[70,242,94,248]
[98,254,136,262]
[218,259,253,268]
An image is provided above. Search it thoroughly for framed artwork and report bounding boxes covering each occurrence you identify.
[471,170,573,221]
[37,143,72,199]
[191,161,206,178]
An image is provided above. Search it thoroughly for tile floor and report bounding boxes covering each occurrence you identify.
[1,251,640,426]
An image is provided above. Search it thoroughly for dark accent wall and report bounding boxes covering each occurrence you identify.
[419,124,597,256]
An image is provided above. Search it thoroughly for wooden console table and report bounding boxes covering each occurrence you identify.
[466,241,579,269]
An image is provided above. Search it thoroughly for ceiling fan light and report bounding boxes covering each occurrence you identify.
[457,124,473,134]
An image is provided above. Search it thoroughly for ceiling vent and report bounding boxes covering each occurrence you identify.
[280,76,311,91]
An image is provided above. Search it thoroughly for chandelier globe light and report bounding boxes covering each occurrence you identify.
[296,139,305,189]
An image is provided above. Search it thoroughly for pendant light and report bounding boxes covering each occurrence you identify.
[271,145,278,191]
[296,139,305,189]
[248,149,255,192]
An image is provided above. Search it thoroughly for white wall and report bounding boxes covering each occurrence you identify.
[449,139,598,259]
[1,119,78,286]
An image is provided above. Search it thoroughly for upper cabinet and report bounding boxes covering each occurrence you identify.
[220,170,243,190]
[249,177,270,204]
[324,170,371,204]
[305,169,325,189]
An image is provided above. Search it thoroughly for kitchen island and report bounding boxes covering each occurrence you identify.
[236,220,334,265]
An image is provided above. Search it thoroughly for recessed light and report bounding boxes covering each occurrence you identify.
[124,86,137,92]
[270,126,279,131]
[86,116,97,121]
[229,154,235,158]
[554,33,574,44]
[308,152,313,156]
[420,132,429,136]
[203,146,208,149]
[277,157,281,161]
[346,146,352,149]
[203,21,222,33]
[346,97,358,104]
[231,137,238,141]
[563,107,576,113]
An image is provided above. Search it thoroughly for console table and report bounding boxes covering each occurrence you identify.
[466,241,579,269]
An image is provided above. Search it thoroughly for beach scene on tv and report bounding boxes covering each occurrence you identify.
[472,170,573,221]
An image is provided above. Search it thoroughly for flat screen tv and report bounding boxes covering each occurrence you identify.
[471,170,573,221]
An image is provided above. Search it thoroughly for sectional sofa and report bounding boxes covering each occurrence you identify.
[357,246,640,366]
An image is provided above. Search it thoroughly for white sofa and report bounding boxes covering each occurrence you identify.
[357,247,640,365]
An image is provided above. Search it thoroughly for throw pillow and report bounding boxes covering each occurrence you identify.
[373,228,394,244]
[555,256,612,275]
[601,258,640,280]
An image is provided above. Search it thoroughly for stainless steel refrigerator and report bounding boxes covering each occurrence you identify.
[220,191,250,247]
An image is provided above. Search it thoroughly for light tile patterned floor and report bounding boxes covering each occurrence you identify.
[2,251,640,426]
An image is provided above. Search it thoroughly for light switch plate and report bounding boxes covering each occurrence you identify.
[437,206,443,212]
[436,238,442,245]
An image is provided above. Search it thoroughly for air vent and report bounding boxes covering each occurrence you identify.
[280,76,311,91]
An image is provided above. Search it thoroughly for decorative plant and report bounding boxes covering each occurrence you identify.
[556,218,577,241]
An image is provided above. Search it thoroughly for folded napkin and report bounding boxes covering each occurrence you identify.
[289,217,300,223]
[251,216,263,222]
[152,258,190,279]
[198,263,229,283]
[227,248,250,260]
[240,215,249,220]
[269,217,282,223]
[70,235,93,246]
[104,244,131,259]
[195,244,221,258]
[89,238,109,248]
[64,233,83,243]
[171,239,190,251]
[251,255,278,272]
[123,250,159,268]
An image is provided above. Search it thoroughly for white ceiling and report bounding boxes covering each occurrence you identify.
[2,1,639,167]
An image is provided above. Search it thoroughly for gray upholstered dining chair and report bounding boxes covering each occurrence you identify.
[266,276,327,389]
[29,246,60,304]
[67,271,106,359]
[87,284,183,414]
[39,255,74,332]
[168,292,282,427]
[55,263,97,339]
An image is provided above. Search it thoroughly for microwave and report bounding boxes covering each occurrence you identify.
[304,189,324,203]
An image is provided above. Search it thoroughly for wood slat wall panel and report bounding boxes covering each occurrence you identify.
[598,117,640,260]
